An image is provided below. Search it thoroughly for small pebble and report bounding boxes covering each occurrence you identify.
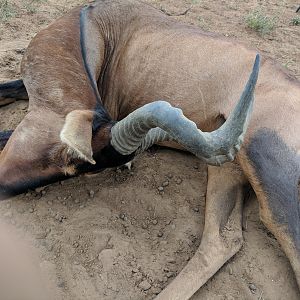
[249,283,257,293]
[119,213,127,221]
[152,287,162,295]
[15,48,25,55]
[138,279,152,291]
[175,178,182,185]
[35,186,45,193]
[158,186,164,192]
[29,208,34,213]
[89,190,95,198]
[166,271,174,278]
[152,219,158,225]
[158,277,165,283]
[162,180,169,187]
[167,258,176,264]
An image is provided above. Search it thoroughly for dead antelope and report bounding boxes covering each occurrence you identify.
[0,1,299,299]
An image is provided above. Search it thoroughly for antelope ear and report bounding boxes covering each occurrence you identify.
[60,110,96,165]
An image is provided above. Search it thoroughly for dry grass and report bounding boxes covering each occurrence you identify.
[245,9,276,35]
[291,16,300,26]
[0,0,16,21]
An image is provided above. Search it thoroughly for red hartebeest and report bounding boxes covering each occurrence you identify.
[0,1,299,299]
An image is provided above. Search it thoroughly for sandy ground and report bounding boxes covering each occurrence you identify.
[0,0,300,299]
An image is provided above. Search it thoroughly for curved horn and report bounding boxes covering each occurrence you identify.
[111,54,260,166]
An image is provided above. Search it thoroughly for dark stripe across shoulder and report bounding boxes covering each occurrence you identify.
[79,5,112,131]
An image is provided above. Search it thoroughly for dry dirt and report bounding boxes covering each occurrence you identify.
[0,0,300,299]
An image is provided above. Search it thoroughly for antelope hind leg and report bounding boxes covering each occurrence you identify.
[155,162,248,300]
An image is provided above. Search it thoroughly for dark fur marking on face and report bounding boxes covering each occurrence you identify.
[247,128,300,249]
[0,130,13,151]
[0,173,68,200]
[77,144,135,173]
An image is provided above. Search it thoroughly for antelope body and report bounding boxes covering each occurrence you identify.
[0,1,299,299]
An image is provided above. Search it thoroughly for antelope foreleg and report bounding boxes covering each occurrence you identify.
[155,163,247,300]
